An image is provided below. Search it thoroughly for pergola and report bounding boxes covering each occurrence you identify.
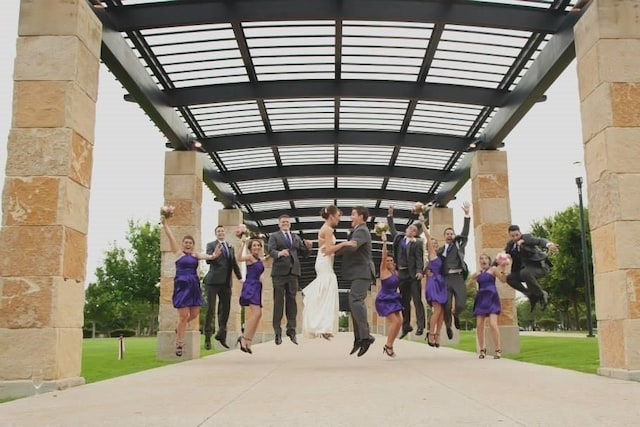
[90,0,582,290]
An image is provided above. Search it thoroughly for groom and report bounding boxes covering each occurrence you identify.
[337,206,376,357]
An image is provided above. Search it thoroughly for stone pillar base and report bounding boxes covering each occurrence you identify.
[156,330,200,360]
[0,376,85,400]
[478,325,520,355]
[598,368,640,382]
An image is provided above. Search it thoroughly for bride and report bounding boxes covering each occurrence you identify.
[302,205,356,339]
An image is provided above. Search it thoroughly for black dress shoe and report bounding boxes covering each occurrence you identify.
[399,326,413,339]
[416,328,424,336]
[350,340,361,355]
[275,333,282,345]
[215,335,229,349]
[446,326,453,340]
[453,316,461,330]
[529,296,538,313]
[287,331,298,345]
[204,338,212,350]
[357,336,375,357]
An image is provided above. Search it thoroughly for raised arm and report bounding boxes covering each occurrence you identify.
[387,205,399,238]
[379,234,389,275]
[161,217,180,255]
[459,202,471,240]
[237,237,256,265]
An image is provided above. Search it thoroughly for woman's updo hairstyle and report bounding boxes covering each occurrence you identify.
[320,205,340,219]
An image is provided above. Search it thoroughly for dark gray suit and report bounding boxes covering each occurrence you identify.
[437,216,470,331]
[388,216,425,333]
[267,230,310,336]
[337,223,375,342]
[505,234,552,299]
[203,240,242,340]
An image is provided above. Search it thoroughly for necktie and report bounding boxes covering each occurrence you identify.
[221,242,229,258]
[444,244,449,257]
[285,232,292,247]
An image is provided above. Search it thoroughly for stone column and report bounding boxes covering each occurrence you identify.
[470,150,520,354]
[427,207,459,345]
[0,0,101,399]
[157,151,203,360]
[575,0,640,381]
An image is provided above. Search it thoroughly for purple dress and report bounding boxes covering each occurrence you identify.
[473,270,501,316]
[240,258,264,307]
[426,257,447,306]
[375,273,403,316]
[173,254,203,308]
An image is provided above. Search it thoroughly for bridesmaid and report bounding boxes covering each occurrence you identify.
[161,216,214,357]
[420,219,447,348]
[235,235,267,354]
[375,233,403,357]
[467,253,510,359]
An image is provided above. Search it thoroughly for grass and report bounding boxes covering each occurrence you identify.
[82,335,218,384]
[449,330,600,374]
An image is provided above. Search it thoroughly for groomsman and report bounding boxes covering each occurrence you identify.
[438,202,471,340]
[504,225,559,312]
[388,206,425,338]
[267,215,312,345]
[203,226,242,350]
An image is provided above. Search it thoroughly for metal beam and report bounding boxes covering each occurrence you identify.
[106,0,566,34]
[435,13,580,206]
[203,130,469,152]
[218,164,450,183]
[238,188,435,205]
[165,80,507,108]
[249,207,414,221]
[93,8,238,208]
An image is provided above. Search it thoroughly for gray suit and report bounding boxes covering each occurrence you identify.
[505,234,552,299]
[338,223,375,342]
[203,240,242,340]
[267,230,310,336]
[388,216,425,333]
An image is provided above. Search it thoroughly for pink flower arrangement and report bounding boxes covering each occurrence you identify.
[160,205,175,219]
[235,224,250,238]
[496,252,510,266]
[374,222,389,236]
[412,201,434,215]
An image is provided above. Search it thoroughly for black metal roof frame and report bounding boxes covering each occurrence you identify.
[91,0,584,289]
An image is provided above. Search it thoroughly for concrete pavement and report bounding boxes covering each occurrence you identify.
[1,333,639,427]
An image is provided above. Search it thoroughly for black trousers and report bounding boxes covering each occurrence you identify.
[272,274,299,335]
[506,261,549,299]
[398,270,425,331]
[204,284,231,339]
[443,272,466,329]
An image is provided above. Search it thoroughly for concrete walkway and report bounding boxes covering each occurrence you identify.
[2,333,639,427]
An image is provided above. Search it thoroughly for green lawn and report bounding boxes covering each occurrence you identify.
[82,336,218,384]
[449,330,600,374]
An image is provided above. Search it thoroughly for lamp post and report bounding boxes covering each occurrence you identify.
[574,171,595,337]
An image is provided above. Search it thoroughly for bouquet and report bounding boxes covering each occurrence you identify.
[412,201,434,215]
[374,221,389,236]
[235,224,250,238]
[160,205,175,219]
[495,252,510,266]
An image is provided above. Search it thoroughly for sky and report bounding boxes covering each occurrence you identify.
[0,2,587,284]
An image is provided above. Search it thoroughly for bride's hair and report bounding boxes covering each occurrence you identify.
[320,205,340,219]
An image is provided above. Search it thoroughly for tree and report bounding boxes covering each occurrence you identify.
[530,205,593,330]
[84,220,161,335]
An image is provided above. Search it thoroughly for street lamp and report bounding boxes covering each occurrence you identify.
[573,162,595,337]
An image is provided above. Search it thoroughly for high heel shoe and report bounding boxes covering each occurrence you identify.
[494,349,501,359]
[175,342,184,357]
[479,348,486,359]
[434,333,440,348]
[383,345,396,358]
[236,336,252,354]
[426,332,436,347]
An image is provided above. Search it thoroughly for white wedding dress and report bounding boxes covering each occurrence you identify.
[302,236,339,338]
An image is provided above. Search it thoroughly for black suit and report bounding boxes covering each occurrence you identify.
[203,240,242,341]
[388,216,425,333]
[437,216,470,331]
[505,234,552,299]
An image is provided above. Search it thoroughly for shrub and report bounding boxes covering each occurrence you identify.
[109,329,136,338]
[537,318,559,331]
